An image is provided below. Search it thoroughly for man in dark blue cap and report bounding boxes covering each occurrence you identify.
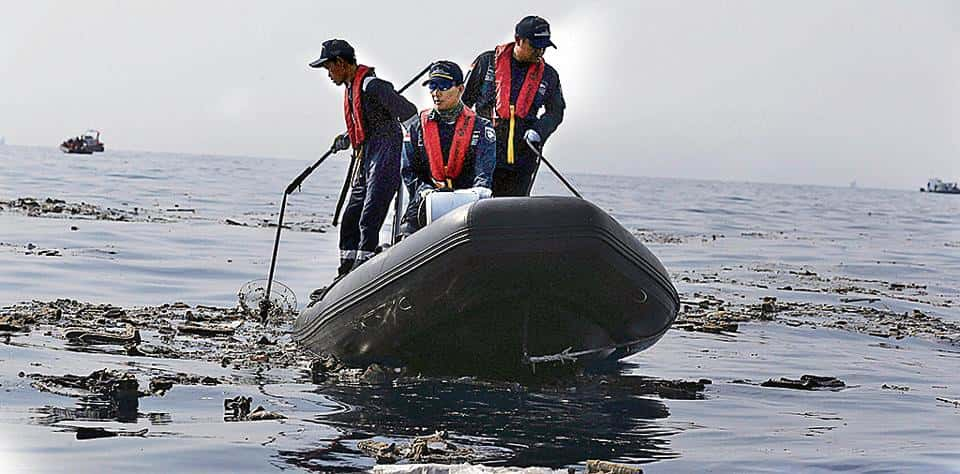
[463,15,566,197]
[310,39,417,276]
[399,60,496,236]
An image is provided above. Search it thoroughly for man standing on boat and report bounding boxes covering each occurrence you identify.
[399,61,496,237]
[462,15,565,197]
[310,39,417,276]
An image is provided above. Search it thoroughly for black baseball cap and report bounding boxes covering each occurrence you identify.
[421,60,464,89]
[309,39,355,68]
[515,15,556,49]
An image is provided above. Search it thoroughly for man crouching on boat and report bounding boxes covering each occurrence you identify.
[399,61,496,237]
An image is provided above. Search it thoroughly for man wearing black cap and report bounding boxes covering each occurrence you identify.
[399,61,496,236]
[310,39,417,276]
[462,15,566,197]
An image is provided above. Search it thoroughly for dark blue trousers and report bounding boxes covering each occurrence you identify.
[338,133,401,272]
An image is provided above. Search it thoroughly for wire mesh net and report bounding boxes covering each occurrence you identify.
[237,279,298,322]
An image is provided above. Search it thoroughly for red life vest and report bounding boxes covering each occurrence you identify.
[494,43,545,120]
[420,107,477,188]
[343,65,373,148]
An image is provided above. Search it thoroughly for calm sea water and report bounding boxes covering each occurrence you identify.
[1,145,958,472]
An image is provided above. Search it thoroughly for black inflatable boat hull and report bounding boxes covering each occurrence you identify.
[293,196,679,378]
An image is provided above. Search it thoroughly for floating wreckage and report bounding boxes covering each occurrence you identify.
[292,197,680,379]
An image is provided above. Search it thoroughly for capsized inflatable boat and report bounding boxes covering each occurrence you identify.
[293,196,679,378]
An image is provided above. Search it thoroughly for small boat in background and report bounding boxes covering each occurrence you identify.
[921,178,960,194]
[60,130,105,154]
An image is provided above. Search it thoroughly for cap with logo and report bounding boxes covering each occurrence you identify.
[515,15,556,49]
[309,39,356,68]
[421,60,464,90]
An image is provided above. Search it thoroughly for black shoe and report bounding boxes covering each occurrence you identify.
[337,258,354,277]
[309,287,328,302]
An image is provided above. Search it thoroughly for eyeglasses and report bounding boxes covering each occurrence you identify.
[428,82,456,92]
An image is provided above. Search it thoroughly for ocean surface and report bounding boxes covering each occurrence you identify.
[1,145,958,472]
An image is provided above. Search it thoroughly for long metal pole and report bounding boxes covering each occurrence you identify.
[260,145,337,321]
[526,139,583,199]
[260,192,289,321]
[332,150,357,226]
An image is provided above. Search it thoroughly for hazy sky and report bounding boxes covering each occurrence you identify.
[1,1,956,188]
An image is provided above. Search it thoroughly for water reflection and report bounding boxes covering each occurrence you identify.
[284,377,680,469]
[31,396,140,425]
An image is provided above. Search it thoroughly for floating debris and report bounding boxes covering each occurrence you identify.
[0,196,329,233]
[64,327,140,346]
[677,264,952,309]
[310,353,344,382]
[841,297,882,303]
[72,426,148,441]
[670,291,960,346]
[761,375,845,391]
[125,342,180,358]
[642,378,711,400]
[760,296,778,316]
[586,459,644,474]
[150,373,220,395]
[24,368,139,401]
[0,197,145,222]
[361,363,405,385]
[223,397,285,421]
[633,230,685,244]
[0,316,29,332]
[937,397,960,407]
[247,406,286,421]
[0,299,303,372]
[358,431,474,465]
[177,322,238,337]
[224,396,253,420]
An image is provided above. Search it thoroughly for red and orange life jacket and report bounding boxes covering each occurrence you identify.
[343,65,373,149]
[420,107,477,189]
[493,43,544,121]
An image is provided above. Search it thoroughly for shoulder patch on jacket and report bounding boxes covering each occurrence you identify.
[484,126,496,143]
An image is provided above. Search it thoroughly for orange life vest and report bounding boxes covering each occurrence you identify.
[493,43,544,120]
[344,65,373,148]
[420,107,477,189]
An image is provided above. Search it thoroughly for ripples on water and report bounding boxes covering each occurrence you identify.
[1,145,959,472]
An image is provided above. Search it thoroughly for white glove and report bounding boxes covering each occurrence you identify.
[332,133,351,152]
[469,187,492,199]
[524,129,541,144]
[419,187,436,200]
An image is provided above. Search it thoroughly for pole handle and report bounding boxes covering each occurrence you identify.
[286,144,338,195]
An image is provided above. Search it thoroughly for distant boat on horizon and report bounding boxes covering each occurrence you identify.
[60,129,104,154]
[922,178,960,194]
